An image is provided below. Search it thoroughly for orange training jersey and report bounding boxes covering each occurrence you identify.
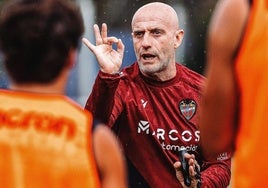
[0,90,101,188]
[234,0,268,187]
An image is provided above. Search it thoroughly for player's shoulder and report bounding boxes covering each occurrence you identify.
[177,63,205,81]
[176,63,205,90]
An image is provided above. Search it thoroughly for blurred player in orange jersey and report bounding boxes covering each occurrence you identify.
[200,0,268,187]
[0,0,127,187]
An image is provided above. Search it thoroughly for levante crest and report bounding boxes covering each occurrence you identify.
[179,99,196,120]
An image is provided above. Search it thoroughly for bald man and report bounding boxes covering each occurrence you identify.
[83,2,231,187]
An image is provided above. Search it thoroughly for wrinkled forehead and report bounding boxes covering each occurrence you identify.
[131,16,171,31]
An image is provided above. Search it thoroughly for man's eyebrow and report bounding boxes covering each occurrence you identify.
[133,27,163,32]
[151,28,163,31]
[132,28,144,32]
[132,30,144,35]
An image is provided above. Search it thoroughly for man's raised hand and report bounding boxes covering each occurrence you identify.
[82,23,125,74]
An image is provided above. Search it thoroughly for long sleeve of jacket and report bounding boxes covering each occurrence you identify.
[200,155,231,187]
[85,71,122,125]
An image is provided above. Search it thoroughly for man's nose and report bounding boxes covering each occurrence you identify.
[141,33,151,48]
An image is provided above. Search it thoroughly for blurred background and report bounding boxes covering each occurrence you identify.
[0,0,218,106]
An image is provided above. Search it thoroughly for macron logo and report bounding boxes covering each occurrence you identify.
[141,99,148,108]
[138,120,150,134]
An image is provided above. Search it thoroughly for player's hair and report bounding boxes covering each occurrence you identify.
[0,0,84,84]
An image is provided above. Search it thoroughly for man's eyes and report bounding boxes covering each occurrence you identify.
[133,32,144,37]
[133,30,163,38]
[152,30,161,35]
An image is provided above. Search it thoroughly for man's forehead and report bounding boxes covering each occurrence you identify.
[132,16,170,30]
[132,25,167,31]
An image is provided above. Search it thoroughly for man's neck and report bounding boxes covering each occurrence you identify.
[9,66,70,95]
[9,83,65,95]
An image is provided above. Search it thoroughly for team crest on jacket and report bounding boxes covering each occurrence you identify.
[179,99,196,120]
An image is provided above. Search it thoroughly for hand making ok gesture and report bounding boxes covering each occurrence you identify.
[82,23,125,74]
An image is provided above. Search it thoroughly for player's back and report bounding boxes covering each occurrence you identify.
[0,90,100,188]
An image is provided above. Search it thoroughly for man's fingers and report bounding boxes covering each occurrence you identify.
[173,161,181,170]
[189,165,196,177]
[106,37,119,44]
[106,38,125,57]
[94,24,103,45]
[101,23,108,43]
[82,38,95,52]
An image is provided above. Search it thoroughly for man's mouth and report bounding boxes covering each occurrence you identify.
[141,53,156,60]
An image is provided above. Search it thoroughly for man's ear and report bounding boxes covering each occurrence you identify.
[66,48,78,68]
[174,29,184,49]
